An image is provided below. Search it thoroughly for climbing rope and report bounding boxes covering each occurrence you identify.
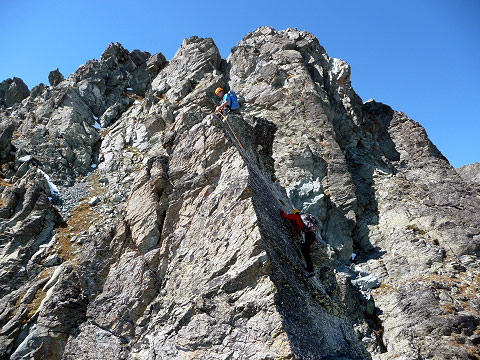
[213,110,311,278]
[216,111,245,151]
[213,110,286,209]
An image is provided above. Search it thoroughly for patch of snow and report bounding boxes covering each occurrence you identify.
[91,164,97,169]
[19,155,32,162]
[37,169,59,196]
[351,253,356,261]
[88,196,100,206]
[43,265,64,292]
[126,87,133,91]
[93,121,101,129]
[92,115,98,120]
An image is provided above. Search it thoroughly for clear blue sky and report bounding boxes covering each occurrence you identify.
[1,0,478,168]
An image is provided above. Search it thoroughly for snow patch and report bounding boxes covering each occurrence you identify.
[88,196,100,206]
[37,169,59,196]
[91,164,97,169]
[93,121,101,129]
[19,155,32,162]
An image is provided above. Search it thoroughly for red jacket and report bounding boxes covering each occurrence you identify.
[281,210,304,233]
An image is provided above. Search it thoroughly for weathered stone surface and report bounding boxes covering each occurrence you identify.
[227,27,480,359]
[0,121,16,159]
[48,68,65,87]
[125,156,169,253]
[457,162,480,185]
[10,265,87,360]
[0,27,479,360]
[146,52,167,75]
[0,77,30,107]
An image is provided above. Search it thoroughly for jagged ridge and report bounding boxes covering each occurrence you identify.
[0,26,479,360]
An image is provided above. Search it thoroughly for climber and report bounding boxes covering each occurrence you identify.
[280,209,319,278]
[214,87,240,117]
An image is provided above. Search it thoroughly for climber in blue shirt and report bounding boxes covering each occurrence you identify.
[215,87,240,116]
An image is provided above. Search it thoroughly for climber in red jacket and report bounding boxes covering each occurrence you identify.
[281,209,316,278]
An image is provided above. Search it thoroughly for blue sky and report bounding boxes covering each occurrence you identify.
[1,0,478,168]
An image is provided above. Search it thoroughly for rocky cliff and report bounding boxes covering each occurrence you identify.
[0,26,479,360]
[457,163,480,186]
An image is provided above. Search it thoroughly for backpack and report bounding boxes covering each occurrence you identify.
[300,213,319,233]
[227,91,240,110]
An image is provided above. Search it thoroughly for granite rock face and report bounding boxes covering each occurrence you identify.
[0,27,479,360]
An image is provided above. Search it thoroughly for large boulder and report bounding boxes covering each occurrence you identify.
[0,77,30,107]
[146,52,167,75]
[48,68,65,87]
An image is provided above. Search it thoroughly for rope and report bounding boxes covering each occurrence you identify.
[213,110,308,276]
[213,111,285,209]
[217,111,245,151]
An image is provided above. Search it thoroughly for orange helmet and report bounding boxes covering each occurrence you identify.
[292,209,300,214]
[215,87,223,95]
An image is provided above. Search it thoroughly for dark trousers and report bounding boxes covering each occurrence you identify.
[300,231,315,273]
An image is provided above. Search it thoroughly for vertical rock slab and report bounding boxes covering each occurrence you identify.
[123,111,368,359]
[228,26,359,261]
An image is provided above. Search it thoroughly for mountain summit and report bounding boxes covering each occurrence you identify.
[0,26,479,360]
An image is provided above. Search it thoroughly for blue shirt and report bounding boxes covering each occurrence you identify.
[221,93,231,107]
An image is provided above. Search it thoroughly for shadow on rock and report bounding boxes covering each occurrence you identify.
[223,113,370,359]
